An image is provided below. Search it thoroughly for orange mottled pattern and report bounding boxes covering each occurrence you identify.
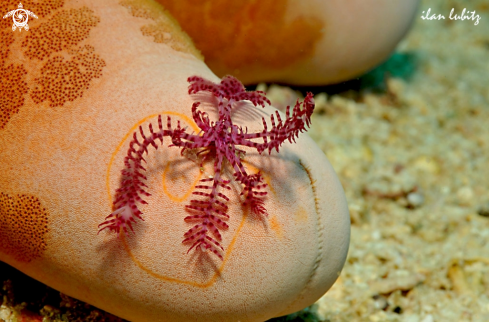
[0,11,24,130]
[31,45,105,107]
[1,1,63,129]
[0,39,28,129]
[119,0,203,59]
[0,193,49,263]
[0,0,105,127]
[154,0,323,72]
[22,7,100,60]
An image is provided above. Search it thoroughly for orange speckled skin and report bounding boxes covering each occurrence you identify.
[0,0,350,321]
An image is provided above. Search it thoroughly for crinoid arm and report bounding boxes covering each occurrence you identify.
[100,76,315,261]
[98,115,199,235]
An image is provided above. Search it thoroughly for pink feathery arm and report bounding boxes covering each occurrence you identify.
[183,152,231,260]
[98,115,195,234]
[235,92,315,154]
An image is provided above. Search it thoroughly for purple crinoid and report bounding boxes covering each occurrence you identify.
[99,75,315,260]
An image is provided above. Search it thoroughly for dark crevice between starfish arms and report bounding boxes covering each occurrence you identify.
[99,75,315,260]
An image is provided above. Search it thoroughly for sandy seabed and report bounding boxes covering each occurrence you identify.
[307,0,489,321]
[1,0,489,321]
